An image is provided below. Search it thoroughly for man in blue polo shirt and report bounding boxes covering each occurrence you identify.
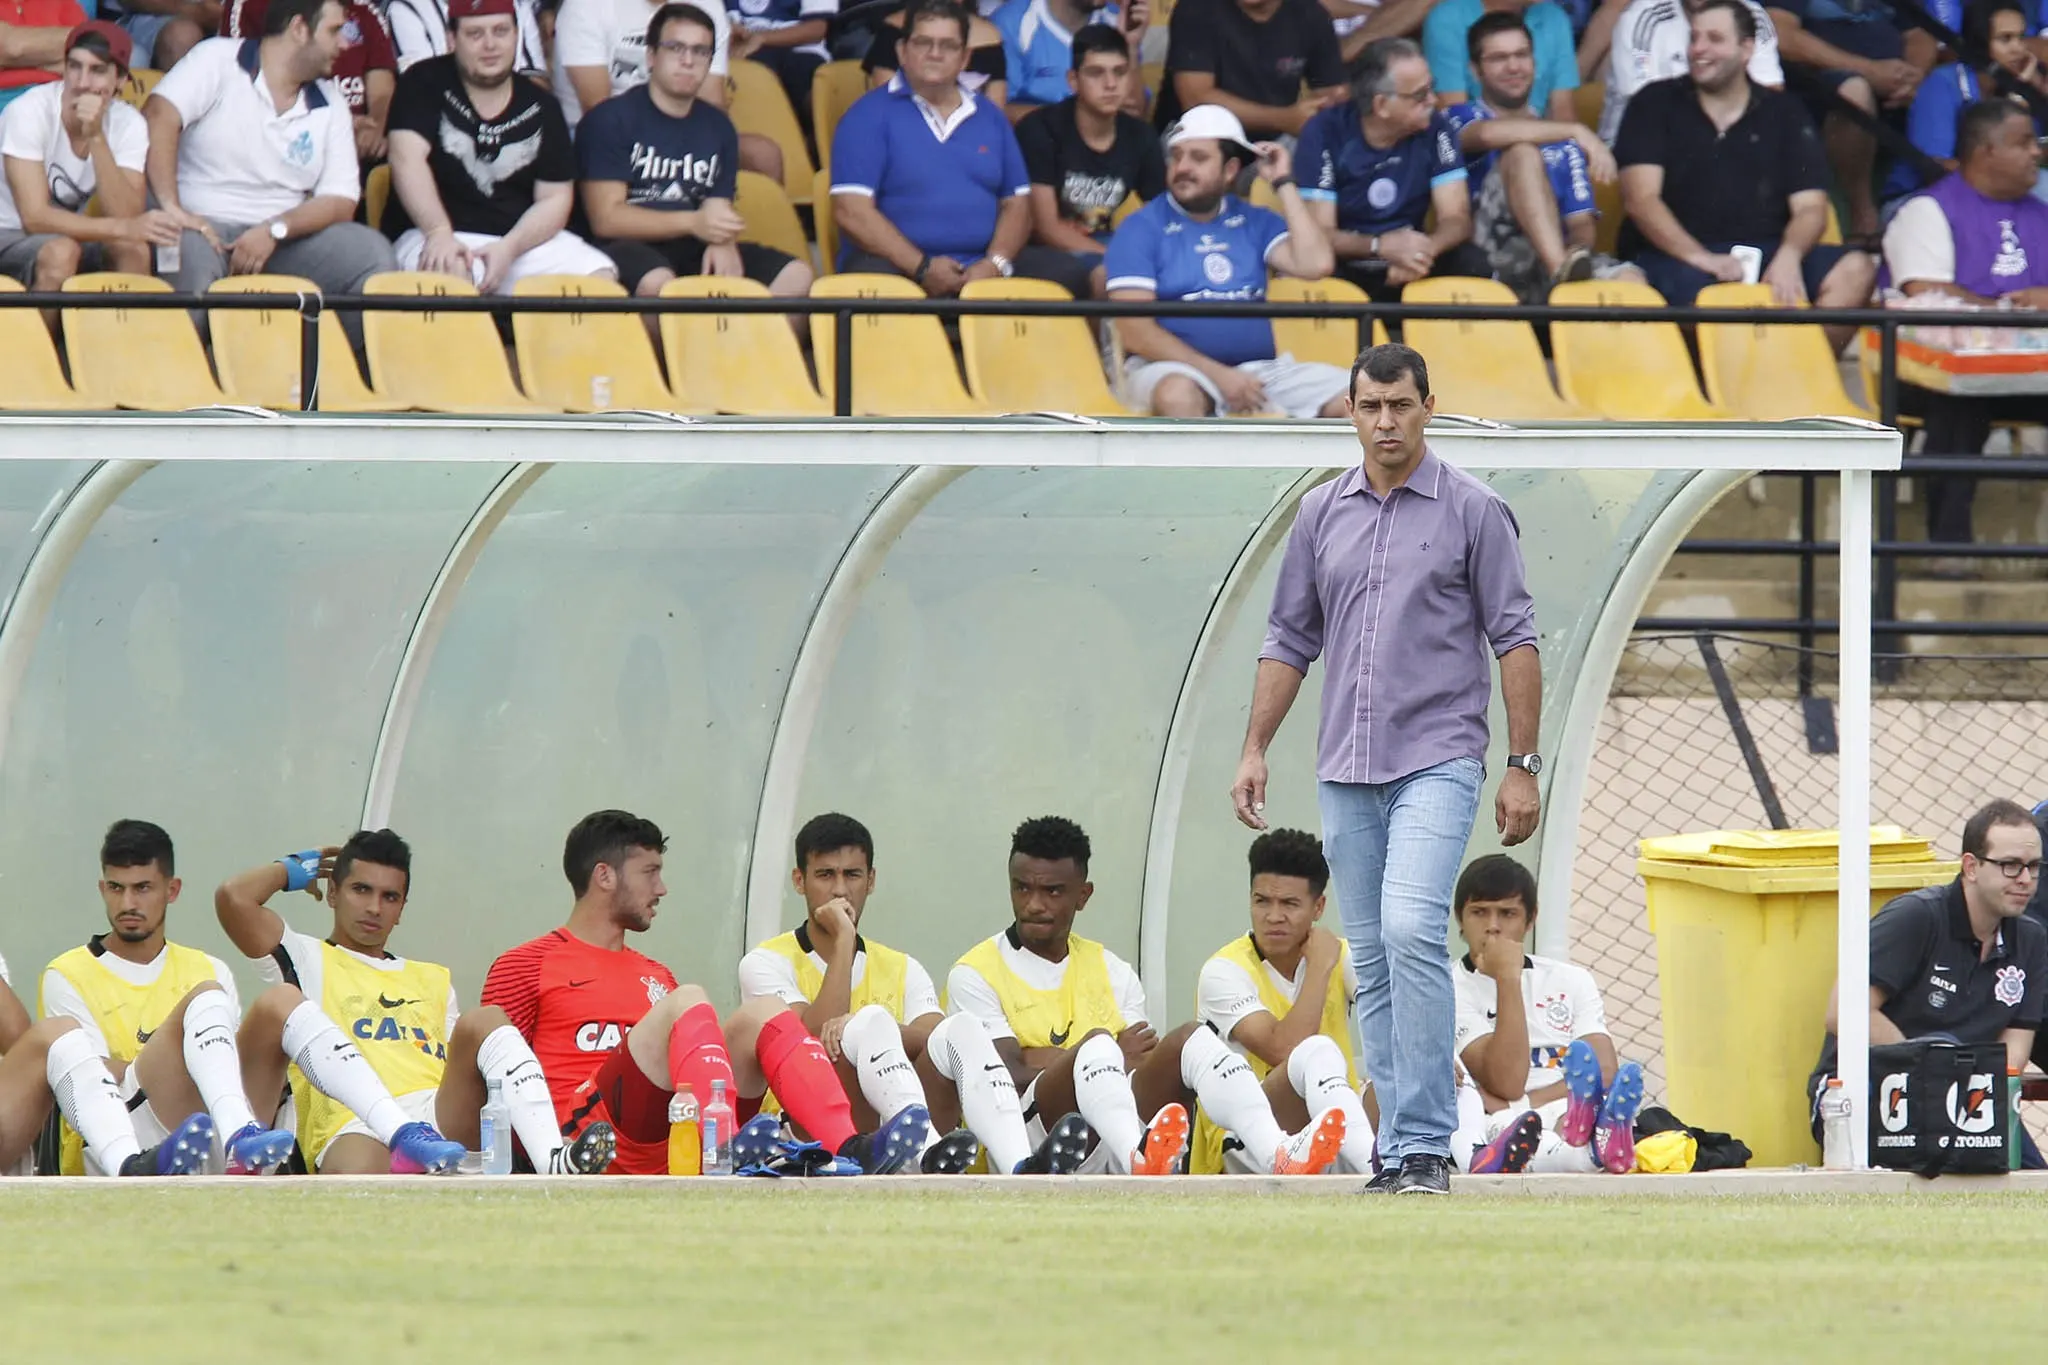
[830,0,1091,297]
[1297,36,1487,302]
[1104,104,1345,416]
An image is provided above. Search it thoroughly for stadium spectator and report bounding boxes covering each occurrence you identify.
[861,5,1009,107]
[1881,99,2048,546]
[1235,341,1541,1195]
[722,0,833,117]
[830,0,1091,297]
[384,0,613,291]
[1766,0,1937,241]
[390,0,546,81]
[1297,38,1487,303]
[1448,854,1647,1175]
[0,0,87,115]
[1189,828,1376,1176]
[222,0,397,165]
[1106,104,1344,416]
[993,0,1145,119]
[735,812,1051,1175]
[578,2,811,306]
[1808,799,2046,1166]
[1616,0,1875,351]
[1445,11,1638,298]
[1158,0,1347,136]
[0,22,168,295]
[1598,0,1782,144]
[1424,0,1579,117]
[143,0,398,326]
[1016,23,1164,296]
[1883,1,2047,209]
[96,0,206,75]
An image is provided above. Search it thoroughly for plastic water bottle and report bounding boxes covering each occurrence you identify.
[702,1078,735,1175]
[1819,1078,1854,1170]
[480,1078,513,1175]
[668,1084,701,1176]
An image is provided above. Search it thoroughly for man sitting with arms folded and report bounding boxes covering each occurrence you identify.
[1105,104,1347,417]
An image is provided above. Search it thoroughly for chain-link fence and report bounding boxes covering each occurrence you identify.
[1570,632,2048,1145]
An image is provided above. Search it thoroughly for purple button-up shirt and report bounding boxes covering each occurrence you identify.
[1260,448,1538,786]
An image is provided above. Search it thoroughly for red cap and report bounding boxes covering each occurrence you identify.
[446,0,517,19]
[66,19,133,73]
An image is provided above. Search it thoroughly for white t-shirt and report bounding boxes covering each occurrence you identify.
[551,0,732,127]
[1452,952,1609,1096]
[1196,947,1359,1060]
[258,927,461,1037]
[39,942,240,1059]
[156,37,361,224]
[1601,0,1782,144]
[0,83,150,232]
[737,941,943,1019]
[944,932,1148,1041]
[1881,194,1959,287]
[387,0,548,75]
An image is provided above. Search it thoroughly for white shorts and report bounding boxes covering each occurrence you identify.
[313,1087,439,1170]
[1122,353,1349,418]
[392,228,617,295]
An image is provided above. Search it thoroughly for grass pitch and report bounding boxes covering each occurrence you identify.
[3,1184,2042,1363]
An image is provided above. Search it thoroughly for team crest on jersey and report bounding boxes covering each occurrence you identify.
[1366,177,1397,210]
[1995,965,2026,1007]
[342,17,361,44]
[1203,253,1232,284]
[1540,992,1573,1032]
[643,975,669,1004]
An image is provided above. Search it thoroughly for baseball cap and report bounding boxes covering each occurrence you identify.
[1164,104,1255,161]
[65,19,133,73]
[447,0,517,18]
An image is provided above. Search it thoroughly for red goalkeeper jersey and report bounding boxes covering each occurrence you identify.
[482,928,679,1174]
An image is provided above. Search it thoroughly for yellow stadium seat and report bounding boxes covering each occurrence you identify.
[659,276,829,415]
[1694,282,1866,419]
[1549,278,1732,420]
[815,168,840,270]
[812,60,868,174]
[735,170,811,262]
[809,272,988,416]
[1400,276,1592,420]
[365,163,391,232]
[1267,276,1374,370]
[1110,193,1142,229]
[1141,61,1164,117]
[728,57,815,206]
[958,277,1131,415]
[1574,82,1603,132]
[0,278,93,409]
[1593,177,1622,256]
[1249,178,1280,211]
[361,271,558,413]
[118,67,162,109]
[512,275,681,412]
[61,272,227,409]
[1821,199,1844,246]
[207,275,387,411]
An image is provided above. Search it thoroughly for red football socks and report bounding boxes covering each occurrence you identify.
[754,1010,858,1154]
[667,1002,736,1102]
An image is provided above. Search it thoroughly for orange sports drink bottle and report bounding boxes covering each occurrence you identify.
[668,1084,701,1175]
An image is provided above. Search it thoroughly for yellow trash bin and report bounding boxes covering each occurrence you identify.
[1637,827,1958,1167]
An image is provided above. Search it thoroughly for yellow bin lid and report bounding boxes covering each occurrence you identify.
[1636,826,1937,868]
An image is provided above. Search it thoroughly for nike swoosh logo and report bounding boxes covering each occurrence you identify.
[568,978,596,988]
[1048,1025,1071,1046]
[135,1028,154,1044]
[866,1051,889,1066]
[377,994,417,1010]
[1485,1010,1496,1020]
[330,1041,352,1054]
[982,1062,1007,1073]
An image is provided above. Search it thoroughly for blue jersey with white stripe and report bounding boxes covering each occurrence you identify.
[1104,194,1288,365]
[1444,100,1594,217]
[1297,102,1466,234]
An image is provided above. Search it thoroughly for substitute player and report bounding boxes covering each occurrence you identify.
[2,954,213,1176]
[216,828,614,1175]
[1450,854,1644,1174]
[740,812,1089,1175]
[1192,829,1371,1175]
[947,816,1343,1175]
[483,809,928,1177]
[37,820,299,1175]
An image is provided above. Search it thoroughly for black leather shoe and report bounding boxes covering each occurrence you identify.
[1362,1165,1401,1194]
[1392,1153,1452,1195]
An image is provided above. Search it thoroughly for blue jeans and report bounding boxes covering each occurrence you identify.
[1319,757,1484,1162]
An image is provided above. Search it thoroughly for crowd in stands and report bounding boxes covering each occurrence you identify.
[0,0,2043,427]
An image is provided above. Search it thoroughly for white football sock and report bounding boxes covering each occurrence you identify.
[840,1004,927,1135]
[46,1027,138,1174]
[476,1024,562,1169]
[180,987,258,1137]
[281,999,410,1146]
[1452,1083,1488,1174]
[1288,1034,1375,1175]
[1180,1025,1287,1172]
[1072,1032,1145,1174]
[924,1013,1031,1173]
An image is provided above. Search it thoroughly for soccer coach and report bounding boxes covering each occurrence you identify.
[1230,342,1541,1196]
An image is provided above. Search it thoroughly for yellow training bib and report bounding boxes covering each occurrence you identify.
[291,941,451,1165]
[951,934,1125,1050]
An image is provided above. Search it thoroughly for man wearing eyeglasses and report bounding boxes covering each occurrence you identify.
[1809,798,2047,1164]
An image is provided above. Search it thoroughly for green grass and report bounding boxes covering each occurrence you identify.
[3,1185,2043,1362]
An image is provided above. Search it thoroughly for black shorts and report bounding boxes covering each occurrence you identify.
[598,237,797,294]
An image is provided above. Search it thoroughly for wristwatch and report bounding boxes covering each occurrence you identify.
[266,219,288,243]
[988,253,1015,277]
[1507,753,1543,776]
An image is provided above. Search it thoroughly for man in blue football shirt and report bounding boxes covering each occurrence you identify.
[1104,103,1345,416]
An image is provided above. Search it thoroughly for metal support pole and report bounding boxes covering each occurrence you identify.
[833,307,854,418]
[1837,467,1875,1168]
[298,293,322,412]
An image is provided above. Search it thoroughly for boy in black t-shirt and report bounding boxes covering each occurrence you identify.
[385,0,615,291]
[1015,25,1164,298]
[576,1,813,303]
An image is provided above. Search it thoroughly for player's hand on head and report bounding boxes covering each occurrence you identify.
[1306,925,1345,969]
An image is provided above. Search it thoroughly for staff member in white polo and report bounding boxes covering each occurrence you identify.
[142,0,396,337]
